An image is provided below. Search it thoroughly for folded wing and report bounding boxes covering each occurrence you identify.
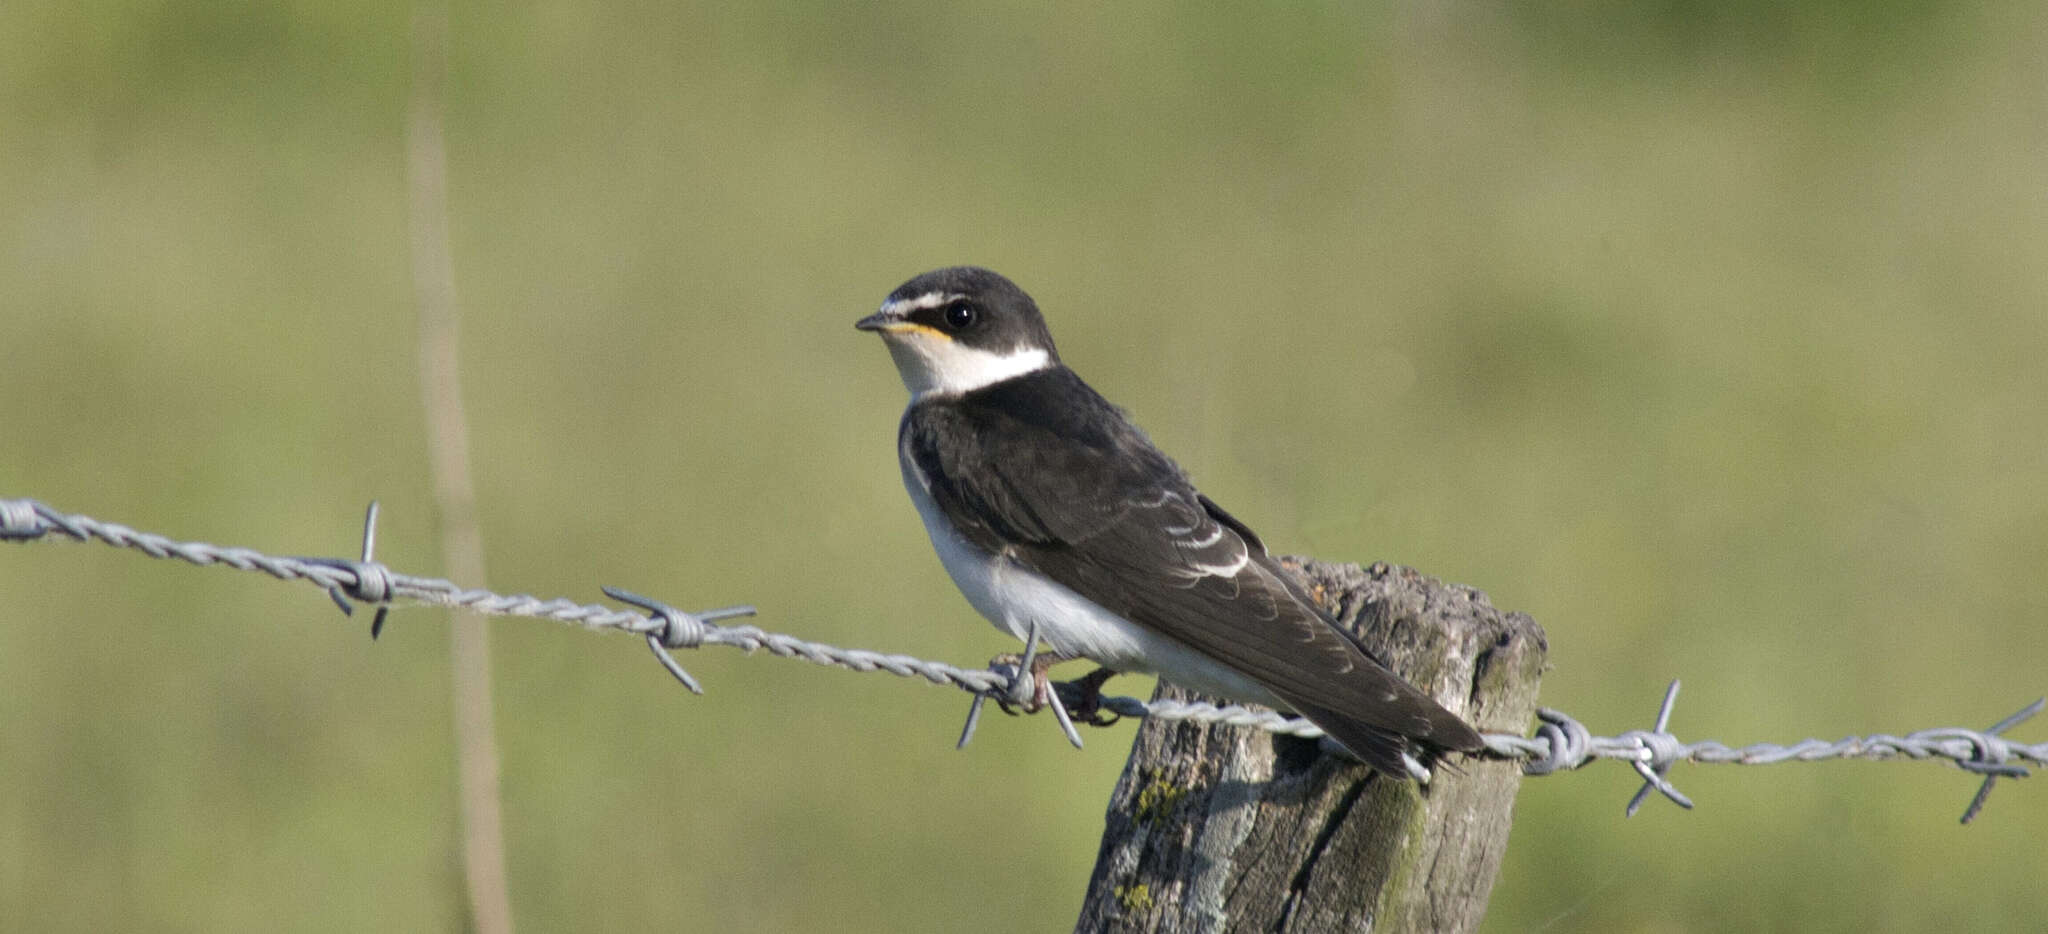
[908,368,1482,774]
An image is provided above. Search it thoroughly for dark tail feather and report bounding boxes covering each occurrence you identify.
[1291,698,1483,780]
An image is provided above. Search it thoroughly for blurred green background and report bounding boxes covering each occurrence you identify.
[4,1,2045,930]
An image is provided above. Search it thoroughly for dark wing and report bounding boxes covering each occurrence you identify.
[907,368,1482,774]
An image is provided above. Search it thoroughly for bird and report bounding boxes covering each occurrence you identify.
[855,266,1483,778]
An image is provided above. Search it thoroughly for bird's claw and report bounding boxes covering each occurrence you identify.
[956,621,1101,750]
[1056,666,1123,727]
[989,650,1056,715]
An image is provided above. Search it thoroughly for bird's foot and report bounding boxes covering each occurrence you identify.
[1056,666,1123,727]
[990,648,1069,715]
[957,622,1091,751]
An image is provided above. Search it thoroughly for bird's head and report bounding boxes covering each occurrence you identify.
[856,266,1060,399]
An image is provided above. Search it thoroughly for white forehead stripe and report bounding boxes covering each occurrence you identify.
[878,291,962,317]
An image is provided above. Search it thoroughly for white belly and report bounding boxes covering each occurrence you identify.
[899,454,1285,708]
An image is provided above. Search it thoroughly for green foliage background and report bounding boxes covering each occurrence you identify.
[4,2,2044,930]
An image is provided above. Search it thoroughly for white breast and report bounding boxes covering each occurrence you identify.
[897,439,1285,708]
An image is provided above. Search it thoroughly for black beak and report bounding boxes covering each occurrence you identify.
[854,309,902,332]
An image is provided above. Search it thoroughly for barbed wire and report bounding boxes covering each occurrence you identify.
[3,496,2040,822]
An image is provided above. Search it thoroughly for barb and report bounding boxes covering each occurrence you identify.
[312,500,391,638]
[5,497,2043,821]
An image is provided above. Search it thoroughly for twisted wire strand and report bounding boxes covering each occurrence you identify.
[5,497,2040,820]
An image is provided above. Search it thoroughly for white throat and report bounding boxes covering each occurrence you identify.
[883,337,1052,400]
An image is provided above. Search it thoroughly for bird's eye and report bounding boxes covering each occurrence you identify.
[943,301,977,330]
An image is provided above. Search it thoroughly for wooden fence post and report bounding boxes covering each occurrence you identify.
[1073,559,1548,933]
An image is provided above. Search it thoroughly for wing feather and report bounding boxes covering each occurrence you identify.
[906,367,1482,769]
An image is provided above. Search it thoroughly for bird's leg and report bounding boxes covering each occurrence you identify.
[990,646,1075,716]
[1058,666,1123,727]
[958,621,1089,751]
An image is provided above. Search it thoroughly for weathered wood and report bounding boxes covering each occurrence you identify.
[1073,560,1547,934]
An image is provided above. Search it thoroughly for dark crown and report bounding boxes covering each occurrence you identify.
[887,267,1060,359]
